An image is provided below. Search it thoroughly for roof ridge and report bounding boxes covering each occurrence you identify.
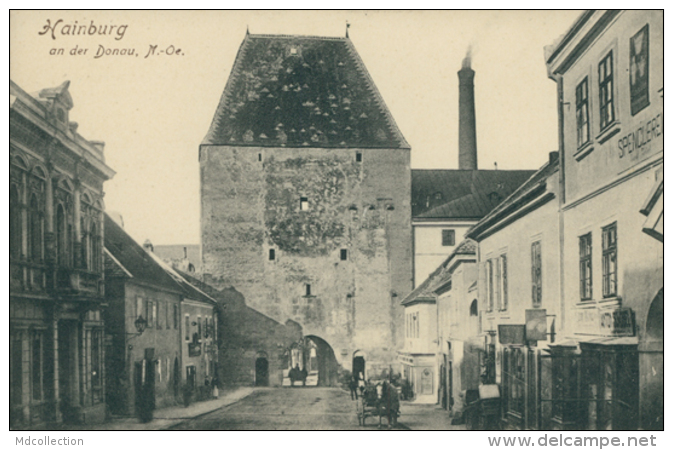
[249,33,347,41]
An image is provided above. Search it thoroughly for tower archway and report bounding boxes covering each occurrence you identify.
[304,335,338,387]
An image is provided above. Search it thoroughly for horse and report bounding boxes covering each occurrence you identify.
[374,381,400,429]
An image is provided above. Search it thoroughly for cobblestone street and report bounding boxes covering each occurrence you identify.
[169,387,464,431]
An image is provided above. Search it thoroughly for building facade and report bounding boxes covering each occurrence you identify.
[433,240,479,417]
[545,10,663,430]
[468,154,562,430]
[10,80,115,427]
[200,32,412,375]
[104,215,185,416]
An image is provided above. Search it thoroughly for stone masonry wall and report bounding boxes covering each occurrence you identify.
[201,145,411,369]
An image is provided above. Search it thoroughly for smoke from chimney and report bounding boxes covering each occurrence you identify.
[461,46,472,69]
[458,47,478,170]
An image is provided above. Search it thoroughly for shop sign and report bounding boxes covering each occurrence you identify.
[600,308,635,336]
[188,342,202,357]
[526,309,547,341]
[498,325,526,345]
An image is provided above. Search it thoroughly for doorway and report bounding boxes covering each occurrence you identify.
[58,320,77,422]
[353,354,365,380]
[255,357,269,386]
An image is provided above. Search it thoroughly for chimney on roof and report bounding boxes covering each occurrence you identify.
[458,48,478,170]
[143,239,154,253]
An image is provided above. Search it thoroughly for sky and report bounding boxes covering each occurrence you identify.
[10,10,582,245]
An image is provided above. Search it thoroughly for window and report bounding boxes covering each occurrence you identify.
[28,194,43,262]
[165,303,171,329]
[136,297,144,320]
[197,316,202,339]
[442,229,455,246]
[305,284,312,297]
[470,299,478,317]
[580,233,593,300]
[81,218,89,270]
[500,254,508,311]
[356,152,362,162]
[602,223,617,297]
[531,241,542,307]
[174,304,179,329]
[300,197,309,211]
[56,204,67,266]
[486,259,494,312]
[31,330,44,401]
[269,249,275,261]
[340,249,348,261]
[576,77,590,147]
[504,347,525,417]
[156,302,162,329]
[91,329,103,402]
[90,222,100,273]
[494,258,502,311]
[10,185,21,259]
[630,24,650,115]
[258,153,262,162]
[146,300,156,328]
[185,314,190,340]
[598,51,615,130]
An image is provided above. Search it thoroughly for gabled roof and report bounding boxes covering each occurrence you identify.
[401,239,477,306]
[467,155,559,241]
[104,213,182,293]
[202,33,408,149]
[411,169,535,219]
[146,252,217,306]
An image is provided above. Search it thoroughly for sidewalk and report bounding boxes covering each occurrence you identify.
[400,402,466,431]
[49,386,254,431]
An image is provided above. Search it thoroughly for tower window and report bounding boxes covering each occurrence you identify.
[340,249,348,261]
[356,152,362,162]
[300,197,309,211]
[258,153,262,162]
[269,249,276,261]
[305,284,312,297]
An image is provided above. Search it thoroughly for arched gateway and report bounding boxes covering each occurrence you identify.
[282,336,338,387]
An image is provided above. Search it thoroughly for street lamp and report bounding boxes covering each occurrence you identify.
[127,315,148,350]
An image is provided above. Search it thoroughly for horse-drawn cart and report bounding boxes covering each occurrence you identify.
[356,382,400,428]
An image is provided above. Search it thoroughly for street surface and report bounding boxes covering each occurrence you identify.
[170,387,403,430]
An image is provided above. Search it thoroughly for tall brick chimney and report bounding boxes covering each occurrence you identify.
[458,50,478,170]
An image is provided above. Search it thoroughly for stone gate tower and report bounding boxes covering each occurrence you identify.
[200,33,412,372]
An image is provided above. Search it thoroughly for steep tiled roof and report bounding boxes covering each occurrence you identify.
[411,169,536,219]
[401,239,477,306]
[202,33,408,149]
[467,156,559,240]
[146,252,217,306]
[104,214,183,293]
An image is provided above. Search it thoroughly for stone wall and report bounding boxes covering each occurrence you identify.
[201,145,412,369]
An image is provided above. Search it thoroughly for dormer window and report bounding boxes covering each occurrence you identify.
[56,108,66,123]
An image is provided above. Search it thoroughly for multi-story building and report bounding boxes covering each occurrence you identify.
[10,80,115,427]
[104,215,185,415]
[467,153,562,430]
[200,32,412,377]
[545,10,663,430]
[104,214,220,416]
